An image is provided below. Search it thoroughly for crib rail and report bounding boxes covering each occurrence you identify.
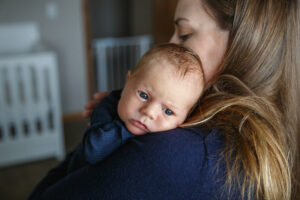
[0,52,65,167]
[93,35,153,92]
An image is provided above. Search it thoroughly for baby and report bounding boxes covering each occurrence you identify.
[71,43,205,169]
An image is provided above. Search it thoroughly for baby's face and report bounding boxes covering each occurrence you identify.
[118,60,203,135]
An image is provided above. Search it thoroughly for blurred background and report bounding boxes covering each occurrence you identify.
[0,0,177,199]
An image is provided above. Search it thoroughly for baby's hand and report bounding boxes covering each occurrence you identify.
[83,92,110,118]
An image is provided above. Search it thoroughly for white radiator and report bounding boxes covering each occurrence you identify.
[0,52,65,167]
[93,35,153,92]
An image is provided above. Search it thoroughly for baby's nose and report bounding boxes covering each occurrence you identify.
[141,104,158,120]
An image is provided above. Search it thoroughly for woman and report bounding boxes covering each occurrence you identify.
[29,0,299,199]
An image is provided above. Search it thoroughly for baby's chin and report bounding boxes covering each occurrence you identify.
[125,122,148,136]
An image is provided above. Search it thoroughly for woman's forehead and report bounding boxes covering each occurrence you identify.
[175,0,203,17]
[174,0,210,27]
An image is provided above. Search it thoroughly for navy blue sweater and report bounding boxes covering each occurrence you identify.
[28,93,242,200]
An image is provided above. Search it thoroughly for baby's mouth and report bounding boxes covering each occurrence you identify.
[130,119,148,131]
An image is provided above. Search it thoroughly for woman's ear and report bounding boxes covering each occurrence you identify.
[126,71,132,82]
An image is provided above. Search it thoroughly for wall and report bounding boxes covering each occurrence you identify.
[89,0,130,38]
[130,0,153,36]
[0,0,88,114]
[89,0,153,38]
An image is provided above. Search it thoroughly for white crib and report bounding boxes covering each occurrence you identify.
[0,52,65,168]
[93,35,153,92]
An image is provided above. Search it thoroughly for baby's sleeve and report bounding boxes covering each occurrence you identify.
[83,119,135,164]
[82,89,136,164]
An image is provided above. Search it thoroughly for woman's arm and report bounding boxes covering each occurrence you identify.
[27,150,77,199]
[28,128,237,200]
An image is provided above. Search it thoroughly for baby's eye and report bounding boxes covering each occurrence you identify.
[138,91,148,100]
[163,108,173,116]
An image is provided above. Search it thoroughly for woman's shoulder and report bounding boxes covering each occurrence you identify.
[126,126,226,171]
[111,127,229,199]
[30,127,234,200]
[129,127,225,158]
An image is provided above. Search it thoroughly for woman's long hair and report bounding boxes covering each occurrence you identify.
[183,0,300,199]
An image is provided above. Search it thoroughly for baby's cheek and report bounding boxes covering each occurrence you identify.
[158,118,179,131]
[117,104,125,121]
[118,99,131,121]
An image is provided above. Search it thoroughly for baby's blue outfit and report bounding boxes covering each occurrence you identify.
[83,90,135,164]
[67,90,135,172]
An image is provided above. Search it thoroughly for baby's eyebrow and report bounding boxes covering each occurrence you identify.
[164,101,179,111]
[142,85,153,96]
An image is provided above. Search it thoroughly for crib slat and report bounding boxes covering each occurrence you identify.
[36,64,47,134]
[109,46,114,90]
[96,44,108,92]
[120,45,127,86]
[7,64,23,139]
[16,65,29,138]
[22,64,36,135]
[44,68,53,130]
[46,58,58,128]
[0,67,9,142]
[17,65,35,138]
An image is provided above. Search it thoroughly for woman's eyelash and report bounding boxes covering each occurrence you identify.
[179,34,191,41]
[138,91,148,100]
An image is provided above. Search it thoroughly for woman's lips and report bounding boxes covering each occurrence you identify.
[130,120,148,131]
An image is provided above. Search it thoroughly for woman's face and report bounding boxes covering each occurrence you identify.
[170,0,230,82]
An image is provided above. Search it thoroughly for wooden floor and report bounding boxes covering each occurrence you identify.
[0,118,89,200]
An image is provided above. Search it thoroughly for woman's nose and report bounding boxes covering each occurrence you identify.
[169,32,178,43]
[141,104,158,120]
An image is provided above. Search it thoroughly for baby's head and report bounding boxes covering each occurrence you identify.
[118,43,205,135]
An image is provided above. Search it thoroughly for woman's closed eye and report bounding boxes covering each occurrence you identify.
[163,108,174,116]
[179,34,192,41]
[138,91,148,100]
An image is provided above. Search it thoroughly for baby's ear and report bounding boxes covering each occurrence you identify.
[126,71,132,82]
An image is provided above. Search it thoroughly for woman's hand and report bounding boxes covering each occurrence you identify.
[83,92,110,118]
